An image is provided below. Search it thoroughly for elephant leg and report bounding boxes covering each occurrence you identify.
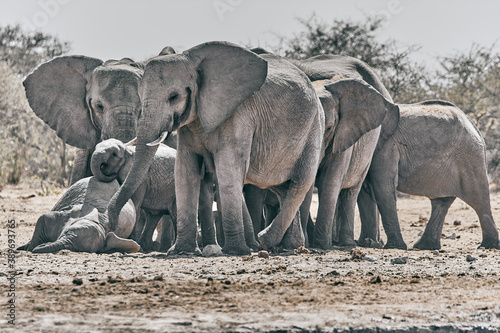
[242,195,259,250]
[214,210,224,247]
[413,197,455,250]
[158,214,176,252]
[244,184,267,237]
[357,180,383,248]
[306,214,315,248]
[138,211,163,252]
[336,185,363,247]
[168,151,202,255]
[103,232,140,253]
[313,156,349,250]
[214,150,251,255]
[199,172,217,247]
[369,149,407,250]
[279,210,305,250]
[299,186,314,247]
[258,181,311,251]
[458,170,500,249]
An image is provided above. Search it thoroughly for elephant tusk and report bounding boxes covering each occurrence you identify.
[124,137,137,146]
[147,131,170,146]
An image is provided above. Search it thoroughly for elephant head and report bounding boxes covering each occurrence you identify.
[91,139,133,183]
[107,41,267,231]
[314,78,399,154]
[23,56,146,148]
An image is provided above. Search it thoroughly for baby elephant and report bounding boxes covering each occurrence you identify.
[91,139,178,252]
[18,177,139,253]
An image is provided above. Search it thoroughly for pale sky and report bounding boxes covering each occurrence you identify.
[0,0,499,66]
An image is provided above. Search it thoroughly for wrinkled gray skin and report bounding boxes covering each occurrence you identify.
[308,78,399,249]
[92,139,186,252]
[23,55,149,184]
[18,177,138,253]
[107,41,325,255]
[245,50,399,249]
[244,76,399,250]
[358,101,500,250]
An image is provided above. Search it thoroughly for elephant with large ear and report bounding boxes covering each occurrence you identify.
[18,177,139,253]
[310,77,399,249]
[91,139,184,252]
[22,48,177,185]
[107,41,325,255]
[357,100,500,250]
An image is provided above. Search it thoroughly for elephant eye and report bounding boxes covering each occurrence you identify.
[96,101,104,111]
[168,92,179,104]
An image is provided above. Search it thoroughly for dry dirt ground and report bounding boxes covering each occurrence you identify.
[1,183,500,332]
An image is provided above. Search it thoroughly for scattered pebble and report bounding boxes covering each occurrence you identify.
[445,233,457,240]
[432,250,440,256]
[350,248,365,261]
[390,257,408,265]
[327,270,340,276]
[362,255,378,262]
[258,250,269,259]
[453,220,461,226]
[466,254,477,262]
[294,246,311,254]
[369,275,382,284]
[72,278,83,285]
[202,244,222,257]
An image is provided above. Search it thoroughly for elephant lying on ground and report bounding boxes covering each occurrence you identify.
[18,177,138,253]
[108,41,326,255]
[358,100,500,250]
[91,139,178,252]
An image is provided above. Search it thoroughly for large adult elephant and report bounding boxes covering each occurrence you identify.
[244,50,400,249]
[23,49,177,185]
[358,100,500,250]
[107,41,328,255]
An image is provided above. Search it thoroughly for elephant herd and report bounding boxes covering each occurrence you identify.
[18,41,500,255]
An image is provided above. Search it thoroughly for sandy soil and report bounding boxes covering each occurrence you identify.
[1,183,500,332]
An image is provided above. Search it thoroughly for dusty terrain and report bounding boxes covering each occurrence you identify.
[1,183,500,332]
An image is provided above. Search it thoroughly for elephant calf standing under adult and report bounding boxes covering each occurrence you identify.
[18,177,139,253]
[359,101,500,250]
[92,139,177,252]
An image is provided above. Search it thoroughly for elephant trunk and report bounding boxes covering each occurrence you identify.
[32,238,71,253]
[107,124,161,231]
[90,149,117,182]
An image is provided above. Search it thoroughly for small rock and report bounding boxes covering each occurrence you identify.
[241,255,253,261]
[294,246,311,254]
[202,244,222,257]
[369,275,382,284]
[432,250,440,256]
[453,220,461,226]
[466,254,477,262]
[72,278,83,285]
[350,248,365,261]
[445,233,457,240]
[327,270,340,276]
[362,255,378,262]
[258,250,269,259]
[390,256,408,265]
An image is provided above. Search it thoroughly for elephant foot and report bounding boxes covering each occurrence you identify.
[139,239,160,253]
[167,242,202,256]
[412,237,439,250]
[278,233,305,251]
[357,237,384,249]
[257,226,282,251]
[247,239,260,252]
[479,237,500,249]
[337,234,357,248]
[384,237,408,250]
[202,244,223,257]
[222,243,252,256]
[311,237,332,251]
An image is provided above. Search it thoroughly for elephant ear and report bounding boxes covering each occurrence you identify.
[159,46,176,56]
[186,41,268,133]
[23,55,103,149]
[324,79,399,154]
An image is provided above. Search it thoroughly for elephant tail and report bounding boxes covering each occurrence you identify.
[32,238,73,253]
